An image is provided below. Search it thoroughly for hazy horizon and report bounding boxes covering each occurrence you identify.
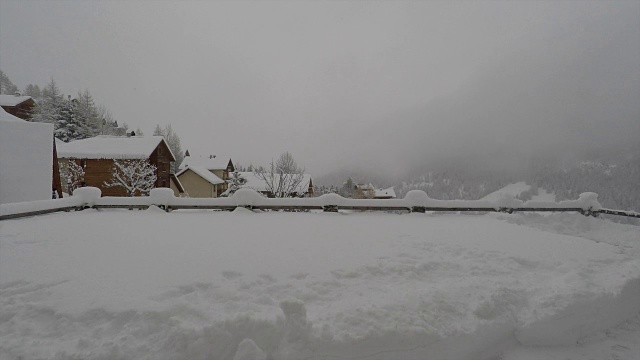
[1,1,638,180]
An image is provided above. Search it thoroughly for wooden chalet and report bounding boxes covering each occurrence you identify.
[0,94,35,120]
[56,135,175,197]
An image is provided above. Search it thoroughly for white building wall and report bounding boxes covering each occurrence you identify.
[0,120,54,204]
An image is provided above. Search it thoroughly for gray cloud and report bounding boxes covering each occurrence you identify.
[1,1,637,178]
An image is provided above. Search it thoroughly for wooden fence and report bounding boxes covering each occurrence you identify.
[1,188,638,221]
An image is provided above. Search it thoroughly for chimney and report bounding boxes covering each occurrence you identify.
[14,91,21,97]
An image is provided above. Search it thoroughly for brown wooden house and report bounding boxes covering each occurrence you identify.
[0,94,35,120]
[56,135,175,197]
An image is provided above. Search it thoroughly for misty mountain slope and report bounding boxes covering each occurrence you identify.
[529,155,640,213]
[394,152,639,219]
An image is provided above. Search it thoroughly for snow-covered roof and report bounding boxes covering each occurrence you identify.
[355,183,375,191]
[170,174,185,193]
[375,187,396,199]
[179,155,233,171]
[0,95,32,107]
[238,172,312,195]
[176,166,225,185]
[0,107,24,123]
[57,135,175,161]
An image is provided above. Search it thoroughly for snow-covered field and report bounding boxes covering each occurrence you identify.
[1,209,639,360]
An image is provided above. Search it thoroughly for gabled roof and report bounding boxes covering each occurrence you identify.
[176,166,225,185]
[0,107,24,122]
[170,174,185,193]
[56,135,176,161]
[179,155,233,171]
[238,172,312,195]
[374,187,396,199]
[0,95,33,107]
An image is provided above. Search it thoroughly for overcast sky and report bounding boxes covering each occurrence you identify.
[1,1,638,178]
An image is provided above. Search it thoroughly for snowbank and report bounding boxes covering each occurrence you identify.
[0,187,606,220]
[0,109,54,204]
[1,210,638,360]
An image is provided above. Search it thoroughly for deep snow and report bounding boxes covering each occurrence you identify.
[0,210,638,360]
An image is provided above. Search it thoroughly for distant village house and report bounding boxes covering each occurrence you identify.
[176,154,235,198]
[354,183,396,199]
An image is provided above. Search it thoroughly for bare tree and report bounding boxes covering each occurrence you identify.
[60,160,85,195]
[104,159,157,196]
[254,152,306,198]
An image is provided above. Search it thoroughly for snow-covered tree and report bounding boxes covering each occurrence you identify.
[23,84,41,98]
[153,124,163,136]
[221,170,247,197]
[60,160,85,194]
[341,177,355,197]
[0,70,19,95]
[74,89,100,135]
[104,159,157,196]
[30,78,63,124]
[54,97,88,142]
[254,152,306,198]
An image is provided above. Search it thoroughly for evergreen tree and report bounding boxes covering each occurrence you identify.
[31,78,63,124]
[23,84,41,98]
[75,89,100,136]
[53,97,92,142]
[220,170,247,197]
[0,70,19,94]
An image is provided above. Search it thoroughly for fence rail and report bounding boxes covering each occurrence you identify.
[1,188,639,221]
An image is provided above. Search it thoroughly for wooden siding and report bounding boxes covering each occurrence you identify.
[1,98,35,120]
[52,139,62,198]
[59,139,175,197]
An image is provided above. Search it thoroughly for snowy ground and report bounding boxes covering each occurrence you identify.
[1,209,639,360]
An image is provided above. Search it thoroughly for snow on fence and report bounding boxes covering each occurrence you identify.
[1,187,639,221]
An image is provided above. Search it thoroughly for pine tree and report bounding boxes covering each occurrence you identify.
[0,70,19,95]
[23,84,42,98]
[53,97,92,142]
[220,170,247,197]
[75,89,100,136]
[31,78,64,124]
[153,124,163,136]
